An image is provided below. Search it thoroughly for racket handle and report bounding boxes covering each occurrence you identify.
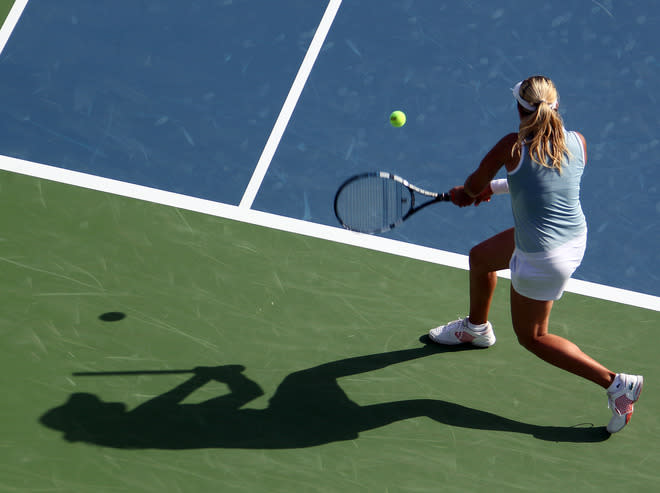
[438,192,452,202]
[73,369,193,376]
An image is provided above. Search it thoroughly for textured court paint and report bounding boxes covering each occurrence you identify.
[0,0,332,207]
[2,154,658,312]
[1,171,659,493]
[0,4,657,491]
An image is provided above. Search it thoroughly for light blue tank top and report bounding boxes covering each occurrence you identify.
[508,130,587,252]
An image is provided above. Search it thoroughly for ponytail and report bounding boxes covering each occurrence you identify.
[512,76,570,172]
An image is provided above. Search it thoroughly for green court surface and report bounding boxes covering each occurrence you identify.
[1,170,659,492]
[0,0,12,22]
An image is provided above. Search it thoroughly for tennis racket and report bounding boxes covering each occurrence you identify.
[334,171,451,234]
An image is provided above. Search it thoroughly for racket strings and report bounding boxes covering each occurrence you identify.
[335,176,413,233]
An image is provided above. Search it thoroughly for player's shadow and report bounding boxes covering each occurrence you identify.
[40,341,609,448]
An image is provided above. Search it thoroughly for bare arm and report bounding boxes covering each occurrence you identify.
[575,131,588,164]
[451,133,518,207]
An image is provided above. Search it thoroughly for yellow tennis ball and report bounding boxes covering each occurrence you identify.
[389,110,406,127]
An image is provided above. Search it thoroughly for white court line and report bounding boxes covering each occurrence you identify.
[1,155,659,312]
[0,0,29,54]
[239,0,343,209]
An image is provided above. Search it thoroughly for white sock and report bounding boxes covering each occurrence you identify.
[607,374,622,393]
[466,319,488,332]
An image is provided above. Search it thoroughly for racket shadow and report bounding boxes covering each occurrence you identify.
[40,341,609,449]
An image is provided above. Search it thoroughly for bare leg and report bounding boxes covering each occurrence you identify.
[468,228,515,325]
[510,286,615,389]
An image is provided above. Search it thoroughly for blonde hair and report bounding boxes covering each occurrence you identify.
[513,76,569,172]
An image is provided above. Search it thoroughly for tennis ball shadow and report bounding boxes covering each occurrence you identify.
[99,312,126,322]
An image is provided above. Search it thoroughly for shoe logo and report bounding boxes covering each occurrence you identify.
[455,331,474,343]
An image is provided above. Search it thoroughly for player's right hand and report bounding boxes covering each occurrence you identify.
[450,186,475,207]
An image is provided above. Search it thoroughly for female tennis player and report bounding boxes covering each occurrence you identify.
[428,75,643,433]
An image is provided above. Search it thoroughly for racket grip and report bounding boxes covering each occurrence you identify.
[439,192,452,201]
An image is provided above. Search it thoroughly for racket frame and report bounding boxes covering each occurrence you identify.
[334,171,451,233]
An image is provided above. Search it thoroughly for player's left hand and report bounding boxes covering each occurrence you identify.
[474,186,493,206]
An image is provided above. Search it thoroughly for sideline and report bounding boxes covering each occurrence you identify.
[1,155,658,312]
[0,0,29,55]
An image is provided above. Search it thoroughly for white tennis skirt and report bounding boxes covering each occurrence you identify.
[509,231,587,301]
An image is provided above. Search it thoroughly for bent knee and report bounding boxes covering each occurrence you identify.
[469,237,513,273]
[514,329,550,352]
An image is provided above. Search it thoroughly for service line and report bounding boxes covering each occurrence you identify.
[239,0,343,209]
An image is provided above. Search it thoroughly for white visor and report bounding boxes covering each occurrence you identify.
[512,80,558,111]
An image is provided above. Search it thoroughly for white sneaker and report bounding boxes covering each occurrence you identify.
[428,317,496,348]
[606,373,643,433]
